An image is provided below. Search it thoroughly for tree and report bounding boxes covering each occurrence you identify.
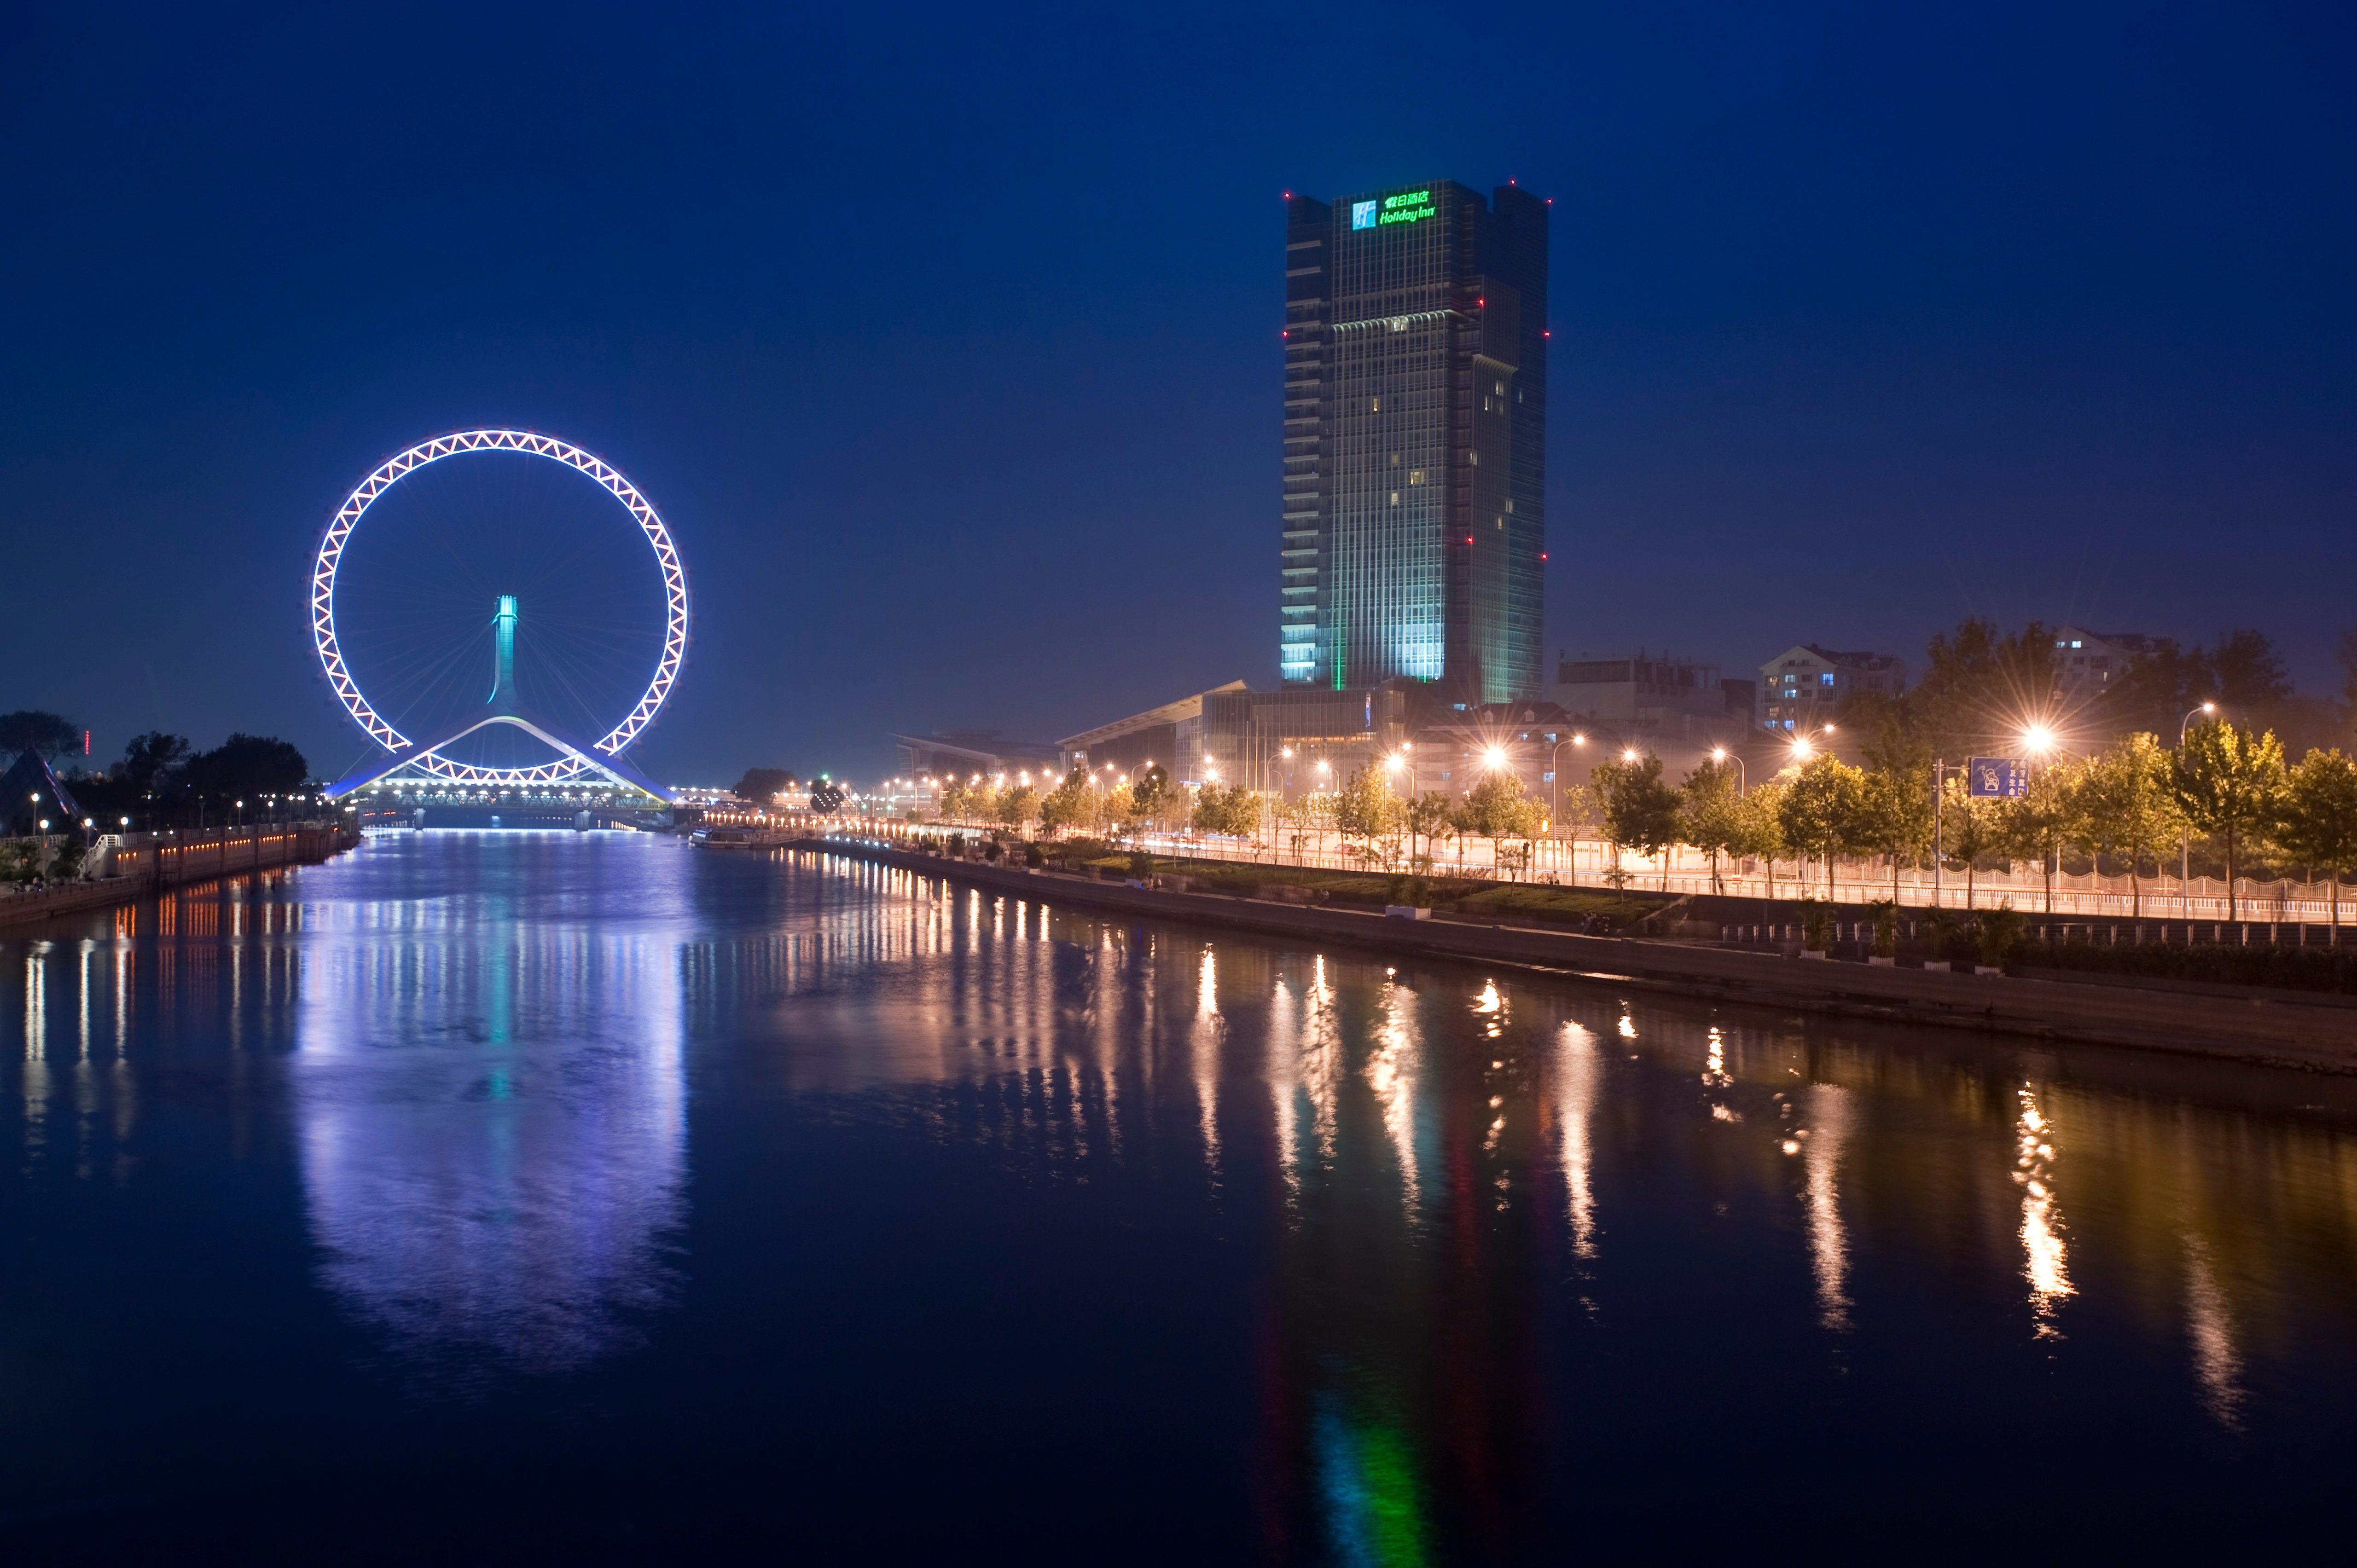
[1331,766,1401,864]
[1591,754,1680,889]
[1040,766,1091,835]
[1221,785,1263,844]
[996,784,1040,835]
[1296,792,1336,861]
[180,734,308,807]
[1677,758,1747,894]
[1895,619,2060,761]
[1129,764,1172,830]
[1103,782,1136,836]
[1851,720,1935,900]
[0,711,78,759]
[2095,636,2206,742]
[1997,760,2081,914]
[2198,629,2292,708]
[2275,750,2357,931]
[2172,719,2287,920]
[1937,775,2004,910]
[1733,781,1788,896]
[2070,733,2184,917]
[1397,790,1447,870]
[1190,781,1249,838]
[2103,629,2293,742]
[1460,769,1542,879]
[123,731,193,793]
[732,767,799,804]
[1776,755,1868,898]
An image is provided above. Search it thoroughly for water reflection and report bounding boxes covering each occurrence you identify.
[2182,1232,2245,1429]
[6,839,2357,1556]
[2016,1085,2074,1338]
[278,839,688,1377]
[1554,1021,1601,1260]
[294,914,686,1378]
[1803,1082,1853,1332]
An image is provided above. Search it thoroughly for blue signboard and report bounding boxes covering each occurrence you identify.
[1966,756,2028,799]
[1351,200,1378,230]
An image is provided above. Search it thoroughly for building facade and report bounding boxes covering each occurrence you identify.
[890,730,1061,788]
[1058,681,1249,785]
[2051,625,2163,701]
[1550,651,1740,728]
[1200,684,1417,797]
[1281,180,1549,705]
[1756,645,1909,733]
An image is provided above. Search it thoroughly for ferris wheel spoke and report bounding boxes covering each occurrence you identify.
[314,430,688,787]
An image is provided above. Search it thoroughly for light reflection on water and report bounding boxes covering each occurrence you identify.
[294,910,686,1381]
[2,833,2356,1557]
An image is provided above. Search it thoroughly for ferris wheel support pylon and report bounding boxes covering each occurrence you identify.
[310,430,688,796]
[323,713,674,801]
[323,590,679,802]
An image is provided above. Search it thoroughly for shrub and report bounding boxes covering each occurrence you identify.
[1023,841,1045,869]
[1975,906,2026,968]
[1922,909,1972,964]
[1129,850,1156,880]
[1866,898,1898,957]
[2015,936,2357,995]
[1797,899,1833,952]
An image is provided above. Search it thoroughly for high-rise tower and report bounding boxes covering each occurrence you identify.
[1280,180,1548,704]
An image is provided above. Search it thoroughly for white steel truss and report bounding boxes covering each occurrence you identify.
[310,429,689,784]
[324,712,674,801]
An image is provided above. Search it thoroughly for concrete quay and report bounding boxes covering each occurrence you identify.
[800,836,2357,1074]
[0,822,362,934]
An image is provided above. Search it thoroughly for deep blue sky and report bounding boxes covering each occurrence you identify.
[6,1,2353,785]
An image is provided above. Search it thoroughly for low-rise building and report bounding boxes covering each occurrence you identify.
[1550,651,1729,726]
[1058,681,1248,786]
[890,730,1062,791]
[1408,700,1578,820]
[1757,644,1908,733]
[1198,683,1417,796]
[2050,626,2164,700]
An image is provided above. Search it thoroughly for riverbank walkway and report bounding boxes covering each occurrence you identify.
[796,833,2357,1074]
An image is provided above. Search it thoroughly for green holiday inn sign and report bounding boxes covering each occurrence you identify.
[1350,189,1436,230]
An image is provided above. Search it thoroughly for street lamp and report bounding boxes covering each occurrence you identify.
[2178,701,2217,891]
[1709,746,1747,793]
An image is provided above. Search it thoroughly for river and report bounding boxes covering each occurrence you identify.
[2,830,2352,1561]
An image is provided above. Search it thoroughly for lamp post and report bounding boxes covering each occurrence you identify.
[2177,707,2216,899]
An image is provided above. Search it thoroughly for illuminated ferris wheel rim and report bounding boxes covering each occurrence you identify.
[309,429,689,785]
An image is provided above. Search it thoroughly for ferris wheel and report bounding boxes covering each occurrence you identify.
[315,430,686,800]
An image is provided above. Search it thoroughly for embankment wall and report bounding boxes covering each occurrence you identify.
[797,837,2357,1073]
[0,822,361,933]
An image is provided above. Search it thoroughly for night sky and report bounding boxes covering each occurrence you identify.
[6,2,2352,785]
